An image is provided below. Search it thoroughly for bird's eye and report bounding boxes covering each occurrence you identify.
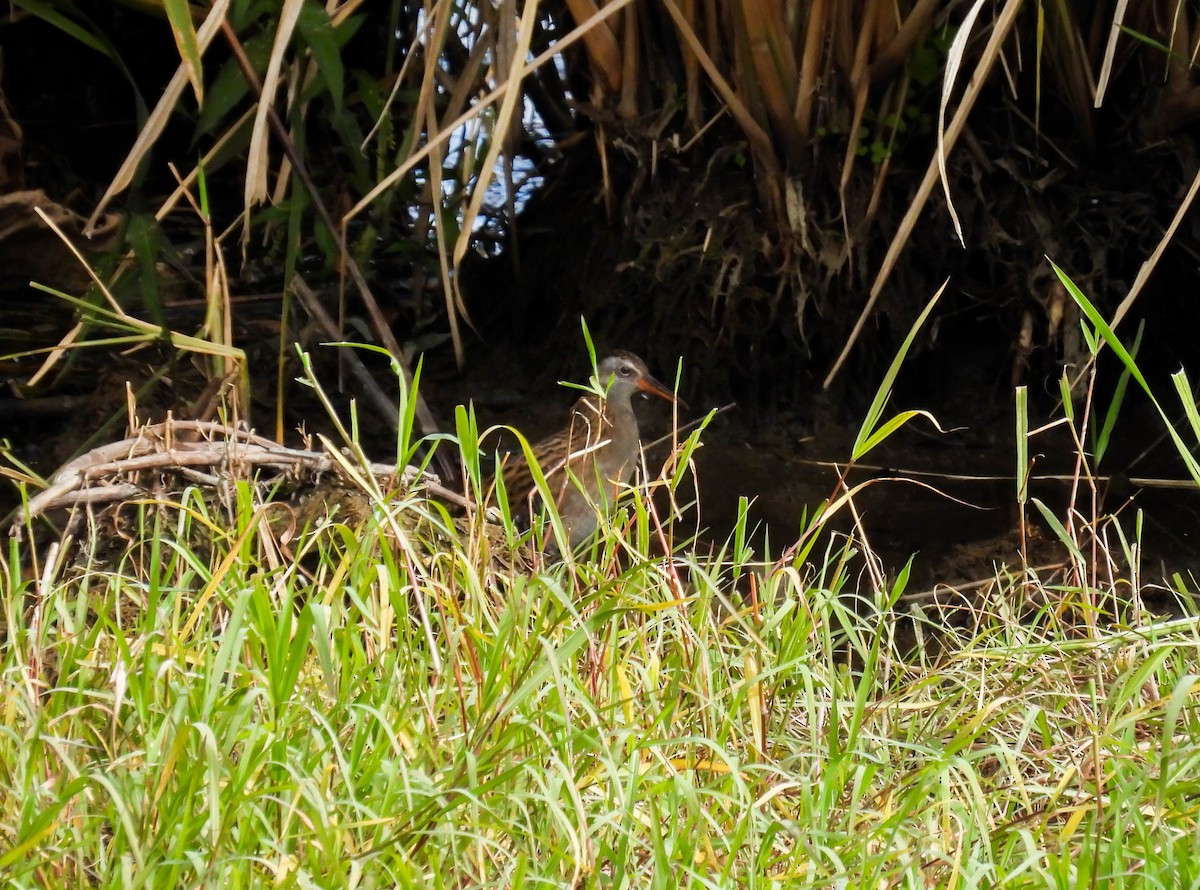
[619,364,635,377]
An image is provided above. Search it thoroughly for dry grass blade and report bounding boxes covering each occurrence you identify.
[245,0,304,211]
[26,206,246,389]
[1110,164,1200,333]
[869,0,941,87]
[1095,0,1132,107]
[563,0,623,92]
[659,0,779,181]
[451,0,539,268]
[937,0,988,247]
[344,0,635,223]
[432,0,540,362]
[617,3,639,119]
[739,0,801,158]
[1046,2,1097,151]
[839,0,879,194]
[792,0,827,147]
[419,1,467,364]
[824,0,1023,389]
[84,0,232,235]
[361,27,422,151]
[158,109,255,225]
[680,0,702,126]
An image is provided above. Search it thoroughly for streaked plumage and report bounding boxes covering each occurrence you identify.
[496,351,676,550]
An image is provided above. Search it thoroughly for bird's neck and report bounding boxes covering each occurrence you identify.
[574,391,636,434]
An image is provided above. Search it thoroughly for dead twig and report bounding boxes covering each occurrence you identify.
[10,419,457,530]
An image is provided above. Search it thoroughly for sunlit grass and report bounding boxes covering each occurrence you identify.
[3,442,1200,888]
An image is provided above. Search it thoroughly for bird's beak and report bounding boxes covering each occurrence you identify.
[637,374,683,408]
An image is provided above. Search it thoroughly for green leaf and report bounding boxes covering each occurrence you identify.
[126,213,166,327]
[1031,497,1086,565]
[851,279,947,460]
[1051,260,1200,486]
[196,34,273,136]
[296,0,350,113]
[1094,320,1142,466]
[163,0,205,104]
[1015,385,1029,505]
[1172,368,1200,444]
[455,402,481,492]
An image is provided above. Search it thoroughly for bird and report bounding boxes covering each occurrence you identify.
[492,350,677,552]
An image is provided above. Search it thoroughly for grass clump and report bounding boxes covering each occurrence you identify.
[4,440,1200,887]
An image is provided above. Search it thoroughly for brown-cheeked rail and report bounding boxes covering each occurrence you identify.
[493,351,678,551]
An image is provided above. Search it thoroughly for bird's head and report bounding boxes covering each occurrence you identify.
[596,350,677,404]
